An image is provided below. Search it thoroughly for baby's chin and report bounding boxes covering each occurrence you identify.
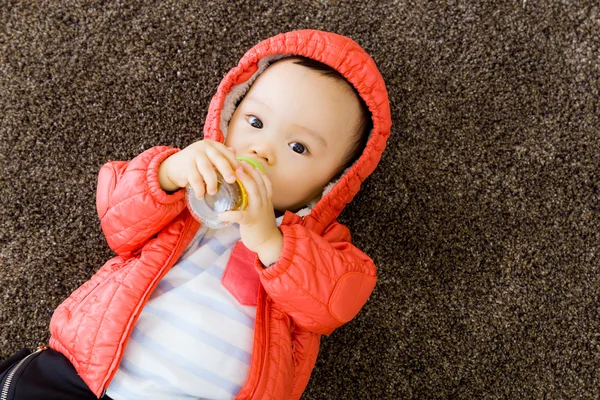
[271,197,291,214]
[272,194,322,215]
[273,203,300,215]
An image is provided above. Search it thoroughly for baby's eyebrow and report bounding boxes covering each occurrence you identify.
[245,97,272,111]
[296,125,328,148]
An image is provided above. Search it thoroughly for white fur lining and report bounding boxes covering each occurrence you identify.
[275,206,312,226]
[306,169,348,210]
[219,55,286,139]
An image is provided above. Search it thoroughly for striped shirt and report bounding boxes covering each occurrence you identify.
[105,223,256,400]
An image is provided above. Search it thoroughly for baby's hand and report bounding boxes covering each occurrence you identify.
[218,161,283,265]
[158,139,241,198]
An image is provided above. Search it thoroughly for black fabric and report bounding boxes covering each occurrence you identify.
[0,348,30,375]
[0,348,112,400]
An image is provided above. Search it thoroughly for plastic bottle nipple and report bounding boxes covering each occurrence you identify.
[186,156,265,229]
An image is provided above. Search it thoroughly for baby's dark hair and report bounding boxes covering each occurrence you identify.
[290,57,373,177]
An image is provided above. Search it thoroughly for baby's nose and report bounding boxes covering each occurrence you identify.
[250,144,275,165]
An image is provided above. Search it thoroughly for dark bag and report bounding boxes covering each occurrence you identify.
[0,346,112,400]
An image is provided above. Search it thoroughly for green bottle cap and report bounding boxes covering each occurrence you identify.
[236,156,265,173]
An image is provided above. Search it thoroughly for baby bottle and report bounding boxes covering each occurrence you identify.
[186,156,265,229]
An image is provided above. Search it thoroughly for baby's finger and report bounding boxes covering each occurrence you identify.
[240,161,268,200]
[246,163,271,199]
[205,146,237,184]
[213,142,241,170]
[188,170,206,199]
[195,156,218,195]
[260,169,273,200]
[220,146,241,168]
[217,210,244,225]
[236,165,262,207]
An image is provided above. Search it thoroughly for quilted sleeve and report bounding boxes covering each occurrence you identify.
[96,146,186,256]
[255,222,377,335]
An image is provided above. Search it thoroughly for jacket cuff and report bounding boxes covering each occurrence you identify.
[256,224,298,280]
[146,147,185,205]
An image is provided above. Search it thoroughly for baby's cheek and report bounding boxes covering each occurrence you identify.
[271,186,297,209]
[224,119,243,146]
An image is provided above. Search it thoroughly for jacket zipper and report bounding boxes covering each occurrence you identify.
[1,345,47,400]
[100,215,199,395]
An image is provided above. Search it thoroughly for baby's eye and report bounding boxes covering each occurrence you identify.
[247,115,263,129]
[289,142,308,154]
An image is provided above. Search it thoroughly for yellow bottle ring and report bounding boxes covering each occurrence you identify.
[237,177,249,210]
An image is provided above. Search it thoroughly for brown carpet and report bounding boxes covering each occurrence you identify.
[1,1,599,399]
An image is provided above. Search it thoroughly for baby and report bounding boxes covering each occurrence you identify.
[0,30,391,400]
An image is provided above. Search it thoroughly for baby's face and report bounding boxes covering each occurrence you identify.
[225,58,363,212]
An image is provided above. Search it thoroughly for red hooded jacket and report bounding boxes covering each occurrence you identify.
[49,30,392,399]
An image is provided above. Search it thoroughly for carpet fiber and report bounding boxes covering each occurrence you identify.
[1,1,599,398]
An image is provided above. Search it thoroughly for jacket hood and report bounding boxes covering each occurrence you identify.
[203,29,392,232]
